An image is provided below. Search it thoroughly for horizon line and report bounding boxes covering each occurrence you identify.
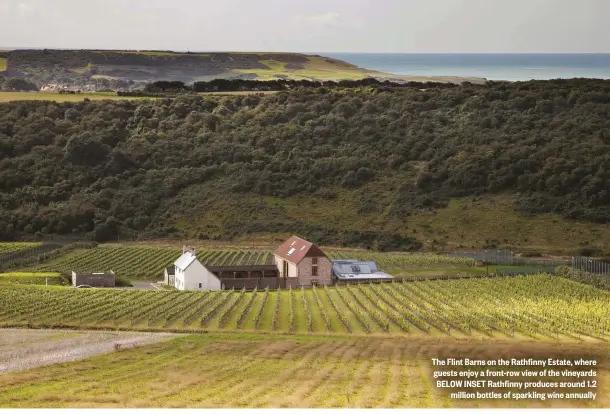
[1,47,610,55]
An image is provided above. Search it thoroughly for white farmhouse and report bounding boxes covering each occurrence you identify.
[173,248,221,291]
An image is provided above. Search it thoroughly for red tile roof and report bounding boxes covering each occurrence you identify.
[274,236,327,265]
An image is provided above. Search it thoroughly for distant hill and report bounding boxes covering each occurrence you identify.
[0,78,608,254]
[0,49,485,85]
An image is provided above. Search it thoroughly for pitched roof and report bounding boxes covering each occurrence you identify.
[174,252,198,271]
[274,235,327,265]
[165,265,175,275]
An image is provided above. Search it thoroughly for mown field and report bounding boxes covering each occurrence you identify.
[19,245,477,280]
[0,92,151,103]
[1,275,608,340]
[0,91,277,103]
[0,332,608,408]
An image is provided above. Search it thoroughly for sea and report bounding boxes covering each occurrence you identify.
[321,53,610,81]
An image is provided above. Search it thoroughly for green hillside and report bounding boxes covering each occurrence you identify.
[0,49,478,85]
[0,79,609,254]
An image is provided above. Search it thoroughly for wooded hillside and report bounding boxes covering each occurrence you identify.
[0,79,609,251]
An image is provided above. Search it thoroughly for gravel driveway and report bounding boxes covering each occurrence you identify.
[116,281,160,290]
[0,329,177,374]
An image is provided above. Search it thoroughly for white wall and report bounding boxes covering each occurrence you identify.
[274,255,298,279]
[175,260,221,291]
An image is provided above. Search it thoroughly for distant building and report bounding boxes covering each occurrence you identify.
[273,236,332,288]
[173,248,221,291]
[331,259,394,282]
[71,271,116,287]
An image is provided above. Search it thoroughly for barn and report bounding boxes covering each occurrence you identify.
[71,271,116,287]
[273,236,332,288]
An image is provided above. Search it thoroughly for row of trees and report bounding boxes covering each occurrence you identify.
[118,78,462,96]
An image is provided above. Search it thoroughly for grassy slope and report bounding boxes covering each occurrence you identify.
[3,50,486,83]
[0,333,607,408]
[172,185,610,255]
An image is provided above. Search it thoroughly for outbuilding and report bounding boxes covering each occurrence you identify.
[71,271,116,287]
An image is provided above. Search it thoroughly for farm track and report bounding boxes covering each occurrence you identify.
[0,329,177,375]
[1,275,609,340]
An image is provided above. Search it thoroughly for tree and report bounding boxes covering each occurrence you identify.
[5,78,39,92]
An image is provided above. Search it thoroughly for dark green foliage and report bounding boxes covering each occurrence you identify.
[556,266,610,291]
[0,79,609,250]
[1,78,38,92]
[578,247,603,257]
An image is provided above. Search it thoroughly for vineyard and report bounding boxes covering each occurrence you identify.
[0,243,42,255]
[3,332,609,408]
[1,275,609,340]
[16,245,476,280]
[21,246,275,279]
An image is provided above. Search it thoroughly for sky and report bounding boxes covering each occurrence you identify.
[0,0,608,53]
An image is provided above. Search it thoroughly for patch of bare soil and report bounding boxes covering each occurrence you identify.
[0,329,177,374]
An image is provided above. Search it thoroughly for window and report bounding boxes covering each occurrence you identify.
[312,266,318,276]
[199,283,202,289]
[312,258,318,265]
[311,280,319,287]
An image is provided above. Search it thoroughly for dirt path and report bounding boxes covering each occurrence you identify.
[0,329,178,374]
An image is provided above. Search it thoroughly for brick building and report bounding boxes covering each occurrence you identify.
[273,236,332,288]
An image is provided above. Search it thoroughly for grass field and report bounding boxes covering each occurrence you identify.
[233,56,371,81]
[1,275,608,340]
[0,332,607,408]
[0,329,175,374]
[0,57,7,72]
[0,92,153,103]
[0,91,277,103]
[0,243,41,255]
